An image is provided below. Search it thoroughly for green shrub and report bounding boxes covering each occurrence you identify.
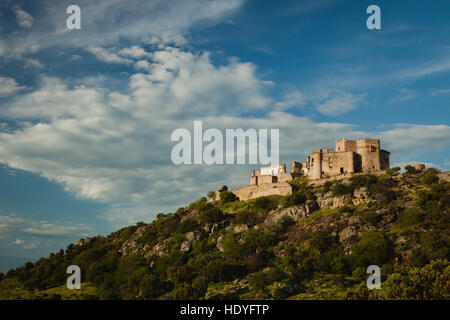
[242,229,276,255]
[188,197,208,211]
[201,260,246,283]
[308,230,332,253]
[368,183,395,203]
[248,271,268,293]
[283,192,306,207]
[167,265,195,284]
[350,174,378,189]
[386,167,401,176]
[252,196,278,212]
[351,231,393,267]
[222,234,242,260]
[233,209,264,226]
[352,266,366,281]
[322,181,333,193]
[397,208,425,226]
[275,215,295,233]
[362,211,380,226]
[404,165,416,174]
[207,191,216,200]
[422,168,439,185]
[331,182,353,196]
[177,219,198,234]
[198,207,224,224]
[407,248,429,268]
[380,260,450,299]
[220,191,239,203]
[191,276,208,299]
[288,177,308,193]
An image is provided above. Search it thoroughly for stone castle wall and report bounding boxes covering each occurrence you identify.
[226,137,390,201]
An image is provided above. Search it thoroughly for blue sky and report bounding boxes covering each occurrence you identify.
[0,0,449,272]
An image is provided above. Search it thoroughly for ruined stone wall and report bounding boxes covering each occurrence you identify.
[291,161,303,176]
[260,164,286,176]
[277,172,294,183]
[232,183,293,201]
[258,175,277,184]
[380,150,390,170]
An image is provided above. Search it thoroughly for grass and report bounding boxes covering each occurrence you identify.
[296,207,341,224]
[220,195,285,214]
[0,279,99,300]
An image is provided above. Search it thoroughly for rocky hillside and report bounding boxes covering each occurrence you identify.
[1,167,449,300]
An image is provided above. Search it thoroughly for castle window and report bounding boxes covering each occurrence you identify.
[340,167,344,174]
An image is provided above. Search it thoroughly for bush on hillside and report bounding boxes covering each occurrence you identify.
[351,231,393,267]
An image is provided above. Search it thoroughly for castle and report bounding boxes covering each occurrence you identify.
[230,138,390,201]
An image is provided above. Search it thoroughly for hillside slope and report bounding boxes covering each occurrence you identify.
[1,168,449,300]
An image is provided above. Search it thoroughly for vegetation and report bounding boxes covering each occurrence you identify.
[0,170,448,300]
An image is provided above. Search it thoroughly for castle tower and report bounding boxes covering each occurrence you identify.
[309,150,322,179]
[335,137,356,152]
[357,138,381,172]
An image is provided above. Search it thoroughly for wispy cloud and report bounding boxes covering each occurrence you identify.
[431,88,450,96]
[390,88,417,104]
[0,215,93,239]
[395,58,450,79]
[314,89,367,116]
[13,6,34,28]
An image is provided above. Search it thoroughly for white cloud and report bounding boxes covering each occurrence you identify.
[13,6,34,28]
[13,239,24,245]
[0,45,273,203]
[86,46,133,65]
[0,77,26,97]
[314,89,366,116]
[119,46,152,59]
[379,124,450,155]
[12,238,38,250]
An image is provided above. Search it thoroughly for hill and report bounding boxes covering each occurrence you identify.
[0,167,449,300]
